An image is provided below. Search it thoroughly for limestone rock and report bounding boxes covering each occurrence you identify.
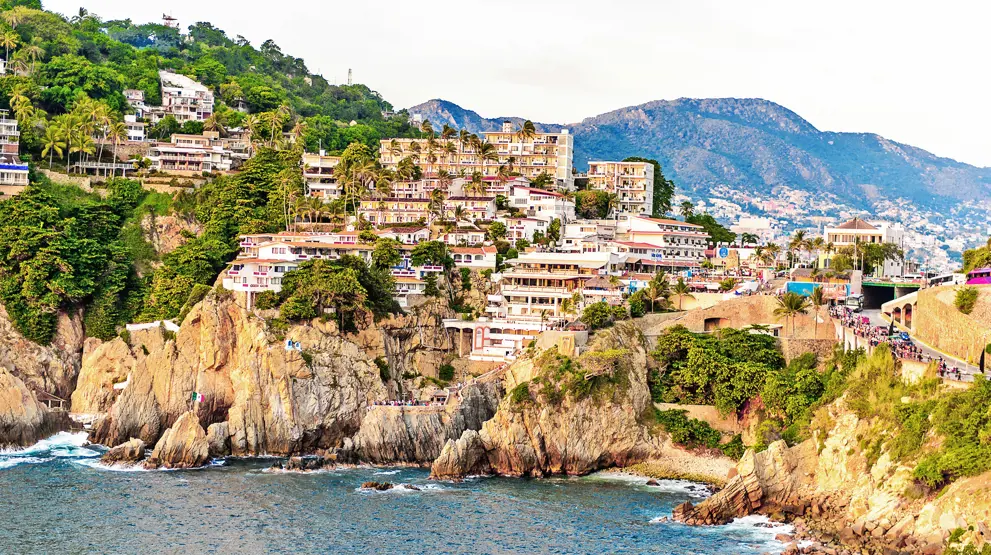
[145,411,209,469]
[0,305,84,400]
[90,292,387,456]
[431,324,687,479]
[100,438,146,465]
[0,368,69,448]
[206,421,230,458]
[351,381,500,465]
[71,337,136,415]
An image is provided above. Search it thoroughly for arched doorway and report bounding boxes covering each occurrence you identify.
[903,304,913,328]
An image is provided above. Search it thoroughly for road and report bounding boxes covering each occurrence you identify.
[861,309,981,381]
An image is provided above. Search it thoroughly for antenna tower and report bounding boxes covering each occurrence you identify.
[347,68,352,86]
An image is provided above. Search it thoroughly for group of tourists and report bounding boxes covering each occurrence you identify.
[829,305,968,381]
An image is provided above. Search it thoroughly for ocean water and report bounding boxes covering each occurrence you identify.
[0,433,794,554]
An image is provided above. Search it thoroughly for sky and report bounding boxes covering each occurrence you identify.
[46,0,991,167]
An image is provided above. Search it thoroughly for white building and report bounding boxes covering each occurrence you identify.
[503,217,549,243]
[152,71,214,123]
[123,114,146,142]
[376,226,430,245]
[730,216,777,244]
[439,224,487,247]
[499,251,627,320]
[450,246,498,270]
[586,160,655,221]
[303,151,341,200]
[559,220,617,253]
[509,186,575,223]
[621,216,710,273]
[444,196,496,221]
[822,217,905,278]
[0,110,28,193]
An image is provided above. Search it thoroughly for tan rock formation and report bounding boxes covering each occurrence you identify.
[0,368,69,447]
[71,337,136,415]
[145,411,210,469]
[141,214,202,264]
[431,323,690,479]
[90,291,387,457]
[351,381,500,465]
[100,438,146,465]
[0,305,84,400]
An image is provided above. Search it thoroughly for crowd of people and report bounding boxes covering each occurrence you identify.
[829,306,968,381]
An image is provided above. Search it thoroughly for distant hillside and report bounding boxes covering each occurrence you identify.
[409,98,991,210]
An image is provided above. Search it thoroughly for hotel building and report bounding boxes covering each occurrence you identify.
[586,161,655,221]
[0,110,28,196]
[303,151,342,200]
[619,216,710,273]
[149,71,214,123]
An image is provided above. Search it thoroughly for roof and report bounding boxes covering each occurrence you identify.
[446,196,495,201]
[834,217,878,231]
[361,197,430,203]
[231,258,295,265]
[583,275,620,289]
[514,186,563,198]
[377,226,427,234]
[34,390,66,403]
[394,277,424,284]
[637,215,704,228]
[450,246,497,255]
[611,241,661,250]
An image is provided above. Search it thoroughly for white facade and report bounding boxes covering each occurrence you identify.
[153,71,214,123]
[586,160,655,221]
[823,218,905,278]
[622,216,710,271]
[440,226,487,246]
[509,186,575,223]
[124,115,146,142]
[376,227,430,245]
[303,151,341,199]
[503,217,548,243]
[450,247,498,270]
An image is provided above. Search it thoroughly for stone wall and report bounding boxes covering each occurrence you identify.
[39,169,92,190]
[914,285,991,364]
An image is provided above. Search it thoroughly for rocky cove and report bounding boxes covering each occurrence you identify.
[2,292,990,554]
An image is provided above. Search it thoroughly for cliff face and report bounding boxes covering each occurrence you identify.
[431,323,673,479]
[351,381,501,465]
[87,292,388,456]
[0,368,69,448]
[353,297,455,384]
[674,403,991,552]
[0,305,84,400]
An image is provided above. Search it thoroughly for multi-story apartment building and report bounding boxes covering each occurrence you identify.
[440,224,487,246]
[378,122,574,190]
[302,151,341,199]
[0,110,28,195]
[450,246,498,270]
[149,71,214,123]
[620,216,710,273]
[376,226,430,244]
[225,232,442,309]
[509,186,575,223]
[822,217,905,277]
[498,251,627,320]
[123,89,147,117]
[586,161,655,221]
[559,220,617,253]
[148,138,234,174]
[123,115,146,142]
[444,196,496,221]
[504,216,549,243]
[358,197,432,225]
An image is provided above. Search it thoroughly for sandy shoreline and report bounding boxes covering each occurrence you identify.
[607,450,736,487]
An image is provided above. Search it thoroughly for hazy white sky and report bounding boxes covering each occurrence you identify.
[47,0,991,167]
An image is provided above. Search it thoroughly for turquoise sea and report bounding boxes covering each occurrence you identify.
[0,432,796,554]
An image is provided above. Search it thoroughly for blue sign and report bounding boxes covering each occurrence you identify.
[718,247,729,258]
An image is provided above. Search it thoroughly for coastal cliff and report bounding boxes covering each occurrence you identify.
[431,323,709,479]
[673,400,991,553]
[85,291,387,457]
[351,380,501,465]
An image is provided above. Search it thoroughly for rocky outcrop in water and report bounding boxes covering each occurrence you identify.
[0,368,69,448]
[145,411,210,469]
[351,381,501,465]
[431,323,673,479]
[100,438,146,465]
[673,404,991,553]
[88,291,387,457]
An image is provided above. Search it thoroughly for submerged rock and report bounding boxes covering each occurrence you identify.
[144,411,210,469]
[100,438,146,465]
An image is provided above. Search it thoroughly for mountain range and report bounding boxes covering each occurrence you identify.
[408,98,991,211]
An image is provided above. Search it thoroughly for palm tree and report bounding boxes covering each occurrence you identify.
[440,124,456,140]
[765,243,782,268]
[0,31,18,60]
[69,132,95,169]
[429,188,446,223]
[644,283,663,314]
[809,286,826,339]
[672,277,693,310]
[420,119,433,138]
[809,236,826,268]
[476,142,498,174]
[106,121,126,176]
[22,40,43,74]
[495,164,511,192]
[789,230,808,268]
[2,6,31,29]
[679,200,694,218]
[516,120,536,143]
[204,113,228,136]
[389,139,403,159]
[773,291,810,338]
[740,233,759,246]
[458,129,471,153]
[41,124,65,168]
[453,204,466,223]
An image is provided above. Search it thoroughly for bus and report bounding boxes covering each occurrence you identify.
[841,294,864,312]
[929,273,966,287]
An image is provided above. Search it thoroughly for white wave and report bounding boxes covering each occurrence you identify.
[355,482,447,494]
[584,471,713,498]
[73,458,152,473]
[373,469,401,475]
[0,456,53,470]
[722,515,797,553]
[0,431,92,456]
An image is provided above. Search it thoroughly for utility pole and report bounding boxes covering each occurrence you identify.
[347,68,352,86]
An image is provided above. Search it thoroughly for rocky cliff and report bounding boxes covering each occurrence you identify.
[673,402,991,553]
[86,291,388,457]
[431,323,689,479]
[0,368,70,448]
[351,380,501,465]
[0,305,84,400]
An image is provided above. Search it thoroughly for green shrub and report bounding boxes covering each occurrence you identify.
[374,357,391,382]
[509,382,531,406]
[720,434,746,460]
[254,290,281,310]
[300,350,314,367]
[955,286,979,315]
[654,409,722,450]
[438,363,455,382]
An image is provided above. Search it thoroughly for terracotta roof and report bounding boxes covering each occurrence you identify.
[834,217,877,230]
[450,246,497,255]
[583,275,620,290]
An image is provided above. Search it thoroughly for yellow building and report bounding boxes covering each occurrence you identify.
[358,198,432,225]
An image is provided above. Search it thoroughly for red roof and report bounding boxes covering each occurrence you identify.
[515,186,563,198]
[834,217,877,230]
[450,246,497,255]
[612,241,661,249]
